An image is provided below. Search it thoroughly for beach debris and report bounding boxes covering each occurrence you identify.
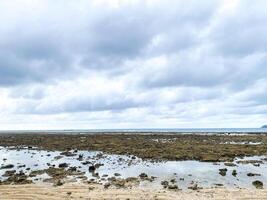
[252,180,263,189]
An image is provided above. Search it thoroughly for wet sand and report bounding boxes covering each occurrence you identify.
[1,183,267,200]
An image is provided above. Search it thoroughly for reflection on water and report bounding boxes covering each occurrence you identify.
[0,146,266,189]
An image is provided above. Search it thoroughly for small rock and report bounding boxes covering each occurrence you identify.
[219,168,227,176]
[252,180,263,189]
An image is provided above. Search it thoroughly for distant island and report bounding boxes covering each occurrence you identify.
[262,125,267,128]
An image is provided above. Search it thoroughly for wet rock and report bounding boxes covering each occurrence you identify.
[139,173,148,179]
[3,170,16,177]
[60,151,76,157]
[94,163,104,168]
[89,165,96,172]
[247,173,261,177]
[54,180,64,186]
[58,163,68,168]
[188,183,202,190]
[219,168,227,176]
[170,179,176,184]
[161,181,169,188]
[1,173,33,185]
[29,170,46,177]
[0,164,14,169]
[54,156,63,160]
[104,182,111,189]
[237,160,263,165]
[68,167,77,172]
[252,180,263,189]
[168,184,178,190]
[214,183,223,187]
[114,173,121,177]
[102,174,108,177]
[82,161,91,165]
[224,162,237,167]
[232,170,237,177]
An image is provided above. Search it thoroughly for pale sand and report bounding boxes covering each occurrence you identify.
[1,184,267,200]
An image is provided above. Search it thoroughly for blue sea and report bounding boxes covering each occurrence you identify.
[1,128,267,134]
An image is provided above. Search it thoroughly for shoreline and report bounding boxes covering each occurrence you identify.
[1,183,267,200]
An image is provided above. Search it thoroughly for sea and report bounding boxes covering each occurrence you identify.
[0,128,267,134]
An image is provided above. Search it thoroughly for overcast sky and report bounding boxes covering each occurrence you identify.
[0,0,267,130]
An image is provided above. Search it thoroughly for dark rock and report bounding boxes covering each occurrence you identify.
[89,165,96,172]
[168,184,178,190]
[3,170,16,177]
[252,180,263,189]
[58,163,68,168]
[219,168,227,176]
[139,173,148,179]
[161,181,169,188]
[0,164,14,169]
[224,162,237,167]
[247,173,261,177]
[232,170,237,177]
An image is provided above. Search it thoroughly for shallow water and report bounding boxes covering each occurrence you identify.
[0,146,266,190]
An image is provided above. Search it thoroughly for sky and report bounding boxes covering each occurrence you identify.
[0,0,267,130]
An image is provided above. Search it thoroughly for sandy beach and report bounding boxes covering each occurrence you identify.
[1,183,267,200]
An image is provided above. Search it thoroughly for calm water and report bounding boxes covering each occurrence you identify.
[0,128,267,134]
[0,147,266,189]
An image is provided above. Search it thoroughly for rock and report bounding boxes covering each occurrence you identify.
[82,161,91,165]
[54,180,64,186]
[168,184,178,190]
[161,181,169,188]
[219,168,227,176]
[58,163,68,168]
[18,164,26,168]
[54,156,63,160]
[104,182,111,189]
[252,180,263,189]
[139,173,148,179]
[0,164,14,169]
[3,170,16,177]
[224,162,237,167]
[89,165,96,172]
[232,170,237,177]
[237,160,263,165]
[60,151,76,157]
[170,179,176,184]
[247,173,261,177]
[114,173,121,177]
[188,183,202,190]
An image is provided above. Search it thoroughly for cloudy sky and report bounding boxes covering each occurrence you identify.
[0,0,267,130]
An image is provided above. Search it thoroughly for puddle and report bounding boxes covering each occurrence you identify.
[0,146,266,189]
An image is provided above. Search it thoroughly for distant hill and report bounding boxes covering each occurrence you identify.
[262,125,267,128]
